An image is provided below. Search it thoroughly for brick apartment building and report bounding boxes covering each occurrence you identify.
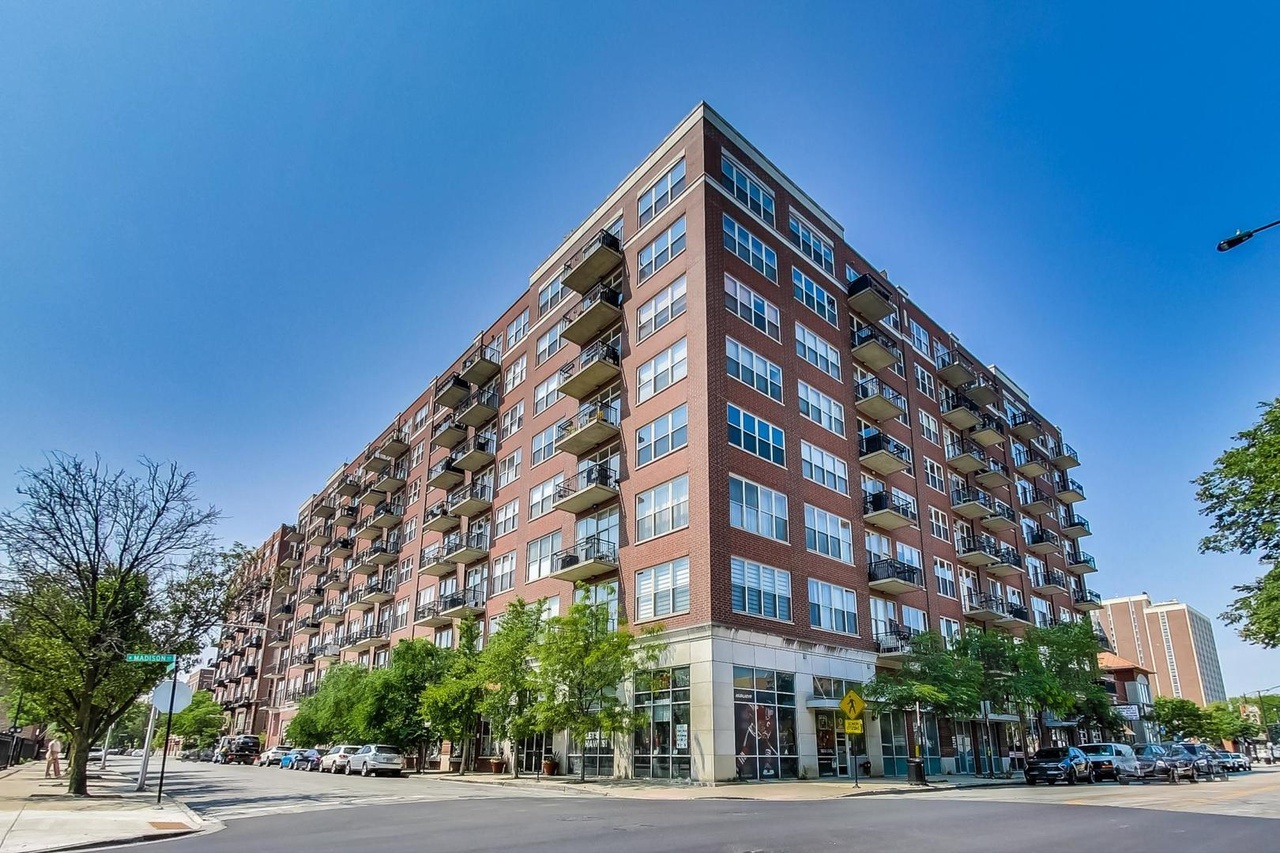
[184,667,215,694]
[1094,594,1227,707]
[218,102,1103,781]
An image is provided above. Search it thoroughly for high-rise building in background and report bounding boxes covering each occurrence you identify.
[184,667,215,694]
[212,103,1102,780]
[1095,594,1227,706]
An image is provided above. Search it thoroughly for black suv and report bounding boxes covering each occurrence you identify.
[1024,746,1095,785]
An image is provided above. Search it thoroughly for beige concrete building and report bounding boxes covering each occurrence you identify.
[1094,594,1227,706]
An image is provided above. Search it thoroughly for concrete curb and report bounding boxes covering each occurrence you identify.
[12,829,201,853]
[414,773,604,796]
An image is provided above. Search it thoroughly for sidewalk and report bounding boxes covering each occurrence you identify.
[0,761,213,853]
[414,769,1024,801]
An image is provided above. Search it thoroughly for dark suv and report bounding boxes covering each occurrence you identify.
[1134,743,1194,782]
[1024,746,1094,785]
[1166,743,1228,781]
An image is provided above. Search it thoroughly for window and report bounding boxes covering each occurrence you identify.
[637,338,687,402]
[497,449,521,488]
[797,381,845,436]
[795,323,842,380]
[924,458,945,493]
[929,507,950,541]
[939,617,962,649]
[808,580,857,634]
[407,479,421,505]
[934,559,957,599]
[491,551,516,595]
[914,364,935,400]
[536,319,569,365]
[394,598,410,630]
[531,424,558,465]
[636,475,690,542]
[730,557,791,620]
[637,275,687,341]
[804,505,853,563]
[724,274,780,340]
[727,404,786,466]
[636,557,690,620]
[525,531,562,582]
[639,216,687,282]
[528,474,563,519]
[538,276,567,317]
[506,310,528,348]
[729,475,789,542]
[504,355,527,392]
[411,442,425,468]
[896,541,922,569]
[893,488,918,521]
[793,268,838,326]
[721,155,775,225]
[636,404,688,467]
[919,411,941,445]
[788,214,834,275]
[909,319,931,356]
[495,500,519,537]
[403,516,418,542]
[500,401,524,439]
[638,159,686,225]
[534,375,561,415]
[1032,597,1052,628]
[723,214,778,282]
[434,628,453,649]
[726,338,783,403]
[800,441,849,495]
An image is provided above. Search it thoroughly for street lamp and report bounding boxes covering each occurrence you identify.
[1217,217,1280,252]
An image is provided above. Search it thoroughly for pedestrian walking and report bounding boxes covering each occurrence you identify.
[44,736,62,778]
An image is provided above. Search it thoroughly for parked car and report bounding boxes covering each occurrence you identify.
[291,749,323,771]
[1024,746,1094,785]
[1212,750,1242,772]
[1078,743,1139,783]
[198,748,215,762]
[87,747,105,763]
[279,748,308,770]
[319,745,361,774]
[1230,752,1252,771]
[346,744,404,777]
[1134,743,1194,783]
[214,734,262,766]
[258,746,291,767]
[130,748,146,758]
[1167,743,1228,781]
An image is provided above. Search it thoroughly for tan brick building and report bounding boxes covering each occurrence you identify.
[1094,595,1227,707]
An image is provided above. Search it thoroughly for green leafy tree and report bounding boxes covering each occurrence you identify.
[163,690,225,749]
[419,619,485,774]
[477,598,544,777]
[530,592,664,781]
[0,454,233,795]
[954,628,1043,760]
[1020,621,1110,741]
[1203,702,1263,745]
[865,632,983,720]
[353,639,447,768]
[286,663,369,746]
[1220,564,1280,649]
[1151,696,1209,740]
[113,701,151,749]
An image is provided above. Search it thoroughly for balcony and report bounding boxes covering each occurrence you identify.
[439,588,486,620]
[362,454,391,477]
[854,378,907,422]
[859,432,912,476]
[314,644,341,662]
[333,503,359,528]
[281,547,302,569]
[346,627,390,653]
[1021,488,1055,515]
[964,593,1008,623]
[946,440,989,475]
[1032,570,1070,595]
[847,270,896,322]
[374,464,408,494]
[358,578,396,606]
[423,502,461,533]
[1056,478,1086,504]
[431,416,467,450]
[457,388,500,429]
[957,535,1002,568]
[862,490,917,531]
[559,343,622,399]
[267,630,291,649]
[1051,442,1080,471]
[299,583,324,605]
[964,377,1000,408]
[951,487,993,520]
[996,604,1031,628]
[1014,450,1050,478]
[867,558,924,595]
[550,536,619,583]
[975,459,1012,489]
[325,537,355,560]
[443,530,490,565]
[284,525,304,544]
[435,373,472,409]
[850,325,901,372]
[455,435,496,472]
[354,515,383,541]
[987,547,1023,578]
[970,415,1005,447]
[940,391,982,431]
[1073,588,1103,611]
[277,571,299,593]
[1010,412,1043,441]
[334,476,361,499]
[239,665,258,680]
[371,502,404,530]
[426,457,465,491]
[556,401,621,457]
[414,601,450,628]
[316,602,345,623]
[935,349,978,388]
[321,571,349,592]
[447,483,493,517]
[307,523,333,548]
[460,343,502,387]
[1026,528,1062,555]
[552,465,619,514]
[1066,550,1097,574]
[346,549,375,577]
[1095,631,1113,652]
[357,482,385,507]
[1061,514,1092,538]
[418,544,456,578]
[875,625,921,666]
[302,556,328,577]
[561,228,623,294]
[562,283,624,347]
[294,617,320,636]
[311,500,335,520]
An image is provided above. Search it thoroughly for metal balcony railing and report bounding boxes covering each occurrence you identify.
[851,325,902,359]
[552,536,619,570]
[868,558,923,588]
[557,401,621,441]
[862,490,918,522]
[859,431,912,464]
[560,342,621,380]
[855,377,907,410]
[554,464,618,501]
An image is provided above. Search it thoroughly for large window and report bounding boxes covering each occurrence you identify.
[788,214,834,275]
[808,579,858,635]
[636,404,688,467]
[639,216,687,282]
[637,338,688,402]
[633,667,692,780]
[491,551,516,595]
[531,424,558,466]
[723,214,778,282]
[636,475,690,542]
[538,276,567,317]
[727,404,786,466]
[720,155,775,225]
[934,558,957,599]
[795,323,842,380]
[497,449,521,488]
[500,401,524,439]
[495,499,519,537]
[730,558,792,621]
[536,319,570,365]
[528,474,563,520]
[801,441,848,495]
[504,355,527,393]
[525,531,562,582]
[637,275,687,341]
[729,476,789,542]
[636,557,690,620]
[533,375,561,415]
[797,381,845,436]
[793,268,839,326]
[732,667,798,780]
[726,338,783,403]
[506,309,529,348]
[804,505,853,563]
[725,274,780,340]
[638,158,686,226]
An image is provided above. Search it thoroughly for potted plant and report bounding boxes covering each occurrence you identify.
[488,756,506,774]
[541,751,560,776]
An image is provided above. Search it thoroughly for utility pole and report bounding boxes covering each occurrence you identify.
[135,706,159,792]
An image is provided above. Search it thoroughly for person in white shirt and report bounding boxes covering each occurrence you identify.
[44,736,63,778]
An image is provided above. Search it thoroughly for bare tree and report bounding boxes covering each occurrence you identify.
[0,453,236,795]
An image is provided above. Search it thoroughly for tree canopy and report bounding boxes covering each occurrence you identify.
[164,690,225,748]
[285,663,369,746]
[477,598,543,776]
[419,619,486,773]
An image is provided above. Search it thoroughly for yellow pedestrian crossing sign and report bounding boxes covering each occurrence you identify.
[840,689,866,720]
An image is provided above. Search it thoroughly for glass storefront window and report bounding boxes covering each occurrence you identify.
[879,711,942,776]
[733,666,798,780]
[568,731,613,778]
[634,666,691,779]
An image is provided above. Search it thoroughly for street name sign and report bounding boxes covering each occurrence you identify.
[127,653,176,663]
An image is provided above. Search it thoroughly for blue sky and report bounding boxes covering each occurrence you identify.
[2,2,1278,696]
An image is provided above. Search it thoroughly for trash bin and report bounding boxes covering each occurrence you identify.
[906,758,928,786]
